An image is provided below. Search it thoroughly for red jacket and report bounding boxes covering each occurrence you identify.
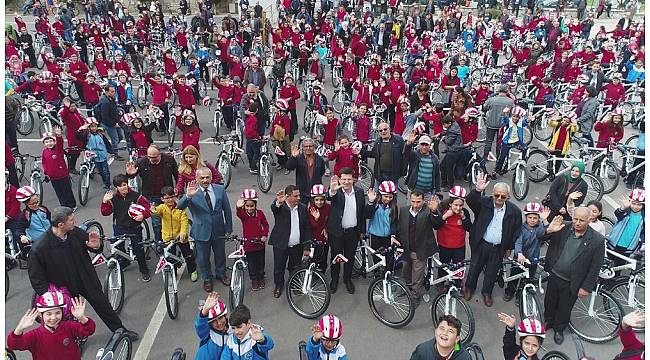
[6,318,96,360]
[69,60,89,78]
[6,184,21,219]
[74,78,102,104]
[354,115,372,143]
[569,86,587,105]
[145,75,173,105]
[244,114,259,139]
[35,78,61,102]
[163,57,177,76]
[353,83,373,106]
[230,63,244,80]
[435,212,468,249]
[278,85,301,110]
[616,326,644,360]
[114,61,131,77]
[327,147,359,178]
[308,202,330,244]
[470,87,490,106]
[42,135,69,180]
[214,82,235,106]
[602,83,626,106]
[271,112,291,138]
[594,121,624,148]
[173,81,196,107]
[236,207,269,252]
[94,59,112,77]
[175,115,201,150]
[460,121,479,144]
[58,106,85,152]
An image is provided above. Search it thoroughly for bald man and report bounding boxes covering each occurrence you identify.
[541,207,606,345]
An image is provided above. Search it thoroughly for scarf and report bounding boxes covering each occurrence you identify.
[567,160,585,183]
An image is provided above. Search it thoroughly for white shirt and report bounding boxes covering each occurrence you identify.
[341,188,358,229]
[288,204,300,247]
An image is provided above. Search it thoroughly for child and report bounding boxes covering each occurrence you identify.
[532,77,554,106]
[7,290,95,360]
[93,51,112,77]
[195,292,230,359]
[625,57,645,83]
[163,50,178,77]
[71,72,102,109]
[15,185,50,249]
[567,197,607,236]
[244,101,262,174]
[547,111,579,173]
[308,82,329,114]
[57,98,85,173]
[308,184,331,272]
[232,77,245,118]
[114,52,132,78]
[498,314,545,360]
[213,76,236,130]
[327,135,360,179]
[504,202,550,302]
[352,78,373,107]
[114,71,134,109]
[150,186,198,282]
[594,108,624,148]
[76,117,112,191]
[174,107,202,151]
[321,107,341,152]
[41,128,76,209]
[353,103,372,147]
[221,305,274,359]
[568,75,590,105]
[271,99,291,171]
[365,181,399,270]
[235,189,270,291]
[608,189,645,258]
[601,73,626,108]
[172,74,197,112]
[144,73,173,133]
[493,106,528,177]
[278,74,301,140]
[127,114,156,157]
[307,315,347,360]
[469,78,491,107]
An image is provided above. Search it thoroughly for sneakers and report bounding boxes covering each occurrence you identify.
[190,271,198,282]
[249,169,259,174]
[142,272,151,282]
[259,278,266,289]
[275,164,283,171]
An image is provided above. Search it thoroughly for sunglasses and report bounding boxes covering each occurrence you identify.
[379,128,389,132]
[493,194,508,200]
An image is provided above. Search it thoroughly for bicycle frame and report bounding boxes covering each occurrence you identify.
[427,255,468,288]
[357,238,387,275]
[5,230,22,262]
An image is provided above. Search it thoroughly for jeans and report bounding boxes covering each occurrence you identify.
[102,124,124,156]
[195,237,227,281]
[148,196,163,245]
[494,143,517,173]
[50,176,77,208]
[94,160,111,191]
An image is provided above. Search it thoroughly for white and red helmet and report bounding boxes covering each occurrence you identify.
[511,106,527,117]
[41,71,53,79]
[523,202,543,215]
[311,184,327,197]
[15,185,36,202]
[414,121,426,134]
[128,203,146,219]
[182,109,195,118]
[202,96,211,107]
[517,318,546,339]
[41,132,56,142]
[86,117,99,125]
[378,180,397,195]
[577,74,589,83]
[35,290,66,313]
[319,315,343,341]
[207,300,228,322]
[629,188,645,202]
[276,98,289,111]
[449,185,467,199]
[612,107,625,116]
[464,107,480,118]
[241,188,258,201]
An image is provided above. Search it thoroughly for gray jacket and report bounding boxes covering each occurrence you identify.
[577,96,598,134]
[483,95,514,129]
[441,121,464,153]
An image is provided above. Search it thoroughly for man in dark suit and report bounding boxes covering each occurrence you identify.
[463,173,522,307]
[541,207,605,345]
[373,22,391,57]
[327,167,366,294]
[362,122,405,184]
[583,61,607,91]
[286,138,327,203]
[269,184,311,298]
[177,167,233,292]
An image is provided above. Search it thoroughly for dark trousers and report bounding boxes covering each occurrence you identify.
[330,228,360,282]
[289,108,298,140]
[112,226,149,274]
[94,160,111,191]
[438,246,465,287]
[6,119,19,152]
[222,105,234,129]
[494,142,516,173]
[7,163,19,188]
[170,242,197,274]
[312,242,329,272]
[465,240,502,295]
[154,103,170,132]
[148,196,163,245]
[544,273,578,331]
[246,138,261,171]
[50,176,77,208]
[483,127,500,159]
[441,151,462,187]
[505,265,537,296]
[67,153,80,172]
[246,249,266,280]
[83,288,124,332]
[273,245,303,287]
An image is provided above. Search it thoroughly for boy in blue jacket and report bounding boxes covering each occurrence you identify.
[493,106,528,178]
[221,305,274,360]
[307,315,348,360]
[195,292,230,360]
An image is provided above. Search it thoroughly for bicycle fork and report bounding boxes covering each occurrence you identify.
[445,286,459,317]
[302,263,317,294]
[381,271,394,303]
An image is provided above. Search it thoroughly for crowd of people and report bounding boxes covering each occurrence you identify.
[4,0,647,357]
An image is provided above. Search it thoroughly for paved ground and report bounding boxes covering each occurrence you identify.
[4,11,644,360]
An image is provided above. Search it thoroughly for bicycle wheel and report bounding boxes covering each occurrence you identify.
[592,159,619,195]
[164,268,179,319]
[83,220,104,238]
[512,162,529,201]
[625,134,639,148]
[541,351,571,360]
[217,152,232,189]
[214,110,223,138]
[368,277,415,328]
[523,126,533,145]
[286,267,331,319]
[30,173,43,204]
[110,333,132,360]
[302,107,312,132]
[5,349,17,360]
[197,80,208,97]
[581,172,604,202]
[569,289,623,343]
[229,263,245,310]
[607,277,645,330]
[170,348,186,360]
[352,246,367,279]
[357,163,375,193]
[104,262,125,313]
[633,171,645,189]
[432,291,475,344]
[16,108,35,136]
[466,343,485,360]
[526,149,550,183]
[518,288,542,320]
[533,117,553,142]
[78,166,90,206]
[257,155,273,193]
[331,91,349,114]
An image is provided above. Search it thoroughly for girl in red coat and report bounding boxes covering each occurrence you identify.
[172,75,197,112]
[321,107,341,151]
[594,108,624,148]
[271,100,292,170]
[72,72,102,107]
[601,74,626,108]
[327,135,360,179]
[162,50,178,77]
[353,103,372,146]
[174,108,202,151]
[144,73,173,132]
[58,98,85,173]
[236,189,270,290]
[127,116,156,157]
[93,51,112,77]
[41,128,76,208]
[308,184,331,271]
[278,74,301,141]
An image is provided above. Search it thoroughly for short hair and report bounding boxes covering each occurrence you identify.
[410,190,425,199]
[497,84,509,93]
[441,116,454,125]
[285,184,300,194]
[229,305,251,327]
[493,182,511,195]
[586,86,597,97]
[51,206,74,228]
[161,186,175,197]
[438,315,462,335]
[112,174,129,187]
[339,167,354,176]
[301,138,315,147]
[338,134,350,142]
[196,167,212,177]
[248,101,259,113]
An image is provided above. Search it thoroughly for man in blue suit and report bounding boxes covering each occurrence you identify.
[178,167,233,292]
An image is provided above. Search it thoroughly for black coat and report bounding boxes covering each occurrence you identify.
[362,134,405,179]
[268,201,311,250]
[396,206,438,260]
[285,154,327,198]
[128,153,179,198]
[327,187,366,237]
[466,189,522,253]
[410,338,472,360]
[28,227,103,296]
[547,175,588,212]
[541,224,605,294]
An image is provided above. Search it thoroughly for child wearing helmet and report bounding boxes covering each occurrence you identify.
[271,99,292,171]
[607,189,645,258]
[15,185,51,251]
[308,184,331,271]
[222,304,275,359]
[174,107,202,151]
[236,189,270,291]
[492,107,528,178]
[41,127,76,209]
[76,117,113,191]
[365,181,399,270]
[497,313,545,360]
[127,114,156,157]
[546,112,579,173]
[567,198,607,236]
[7,292,95,360]
[503,202,550,302]
[594,109,624,148]
[150,186,198,281]
[278,75,301,141]
[307,315,347,360]
[195,292,231,360]
[327,135,361,179]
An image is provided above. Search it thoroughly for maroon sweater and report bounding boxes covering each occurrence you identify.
[7,318,96,360]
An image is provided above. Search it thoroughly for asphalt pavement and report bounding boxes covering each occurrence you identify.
[4,11,644,360]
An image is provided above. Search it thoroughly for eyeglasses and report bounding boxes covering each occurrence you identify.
[419,143,431,146]
[379,128,389,132]
[493,194,508,200]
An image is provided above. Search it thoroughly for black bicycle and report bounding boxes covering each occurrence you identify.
[95,328,132,360]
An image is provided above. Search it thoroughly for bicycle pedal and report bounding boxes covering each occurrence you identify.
[422,293,431,303]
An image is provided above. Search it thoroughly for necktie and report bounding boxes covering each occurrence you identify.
[204,188,213,212]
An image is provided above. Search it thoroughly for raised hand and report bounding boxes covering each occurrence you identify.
[236,199,245,208]
[186,180,198,198]
[275,190,286,204]
[250,324,265,342]
[622,310,645,330]
[334,140,340,152]
[102,190,114,203]
[312,323,323,341]
[70,297,87,320]
[86,231,101,249]
[568,191,583,201]
[367,188,377,203]
[330,175,342,192]
[309,206,320,220]
[547,215,566,233]
[428,196,440,212]
[53,126,62,137]
[476,172,490,193]
[15,308,39,334]
[291,144,300,157]
[407,130,417,144]
[497,313,517,328]
[621,195,631,209]
[202,292,221,315]
[540,207,551,223]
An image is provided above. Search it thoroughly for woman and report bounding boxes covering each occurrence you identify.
[175,145,223,195]
[450,86,472,119]
[544,161,588,221]
[440,68,461,107]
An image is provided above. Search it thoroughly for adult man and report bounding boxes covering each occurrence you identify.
[362,122,405,184]
[269,185,311,298]
[541,208,605,344]
[395,190,438,305]
[177,168,233,292]
[327,168,366,294]
[463,174,522,307]
[404,132,442,195]
[482,85,515,160]
[286,139,327,203]
[584,61,606,91]
[243,56,267,91]
[577,86,599,147]
[373,22,390,56]
[410,315,472,360]
[97,85,124,160]
[28,207,139,340]
[126,145,179,245]
[239,84,270,127]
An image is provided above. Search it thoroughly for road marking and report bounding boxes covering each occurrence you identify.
[602,194,620,210]
[133,264,186,360]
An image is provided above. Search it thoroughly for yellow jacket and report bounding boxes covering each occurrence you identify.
[547,119,579,155]
[153,204,190,244]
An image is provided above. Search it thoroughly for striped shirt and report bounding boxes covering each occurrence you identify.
[415,156,433,191]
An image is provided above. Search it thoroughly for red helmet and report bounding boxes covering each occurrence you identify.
[523,202,543,215]
[41,132,56,142]
[414,121,426,134]
[319,315,343,341]
[311,184,327,197]
[464,107,480,118]
[207,300,228,322]
[449,185,467,199]
[378,180,397,195]
[517,318,545,339]
[86,117,99,125]
[511,106,526,117]
[612,107,625,116]
[128,203,146,219]
[241,188,258,201]
[35,290,66,313]
[15,186,36,202]
[630,188,645,202]
[276,98,289,111]
[41,71,53,79]
[577,74,589,83]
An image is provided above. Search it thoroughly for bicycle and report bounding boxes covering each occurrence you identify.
[5,348,16,360]
[170,347,186,360]
[27,155,44,205]
[331,88,351,114]
[94,328,132,360]
[286,240,331,319]
[16,95,41,136]
[499,146,530,201]
[126,147,147,193]
[213,134,243,189]
[618,142,646,189]
[466,342,485,360]
[77,149,107,206]
[463,145,489,189]
[211,99,225,138]
[497,258,542,320]
[226,235,264,311]
[604,248,645,331]
[153,239,195,320]
[257,135,274,193]
[136,81,152,109]
[571,137,621,194]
